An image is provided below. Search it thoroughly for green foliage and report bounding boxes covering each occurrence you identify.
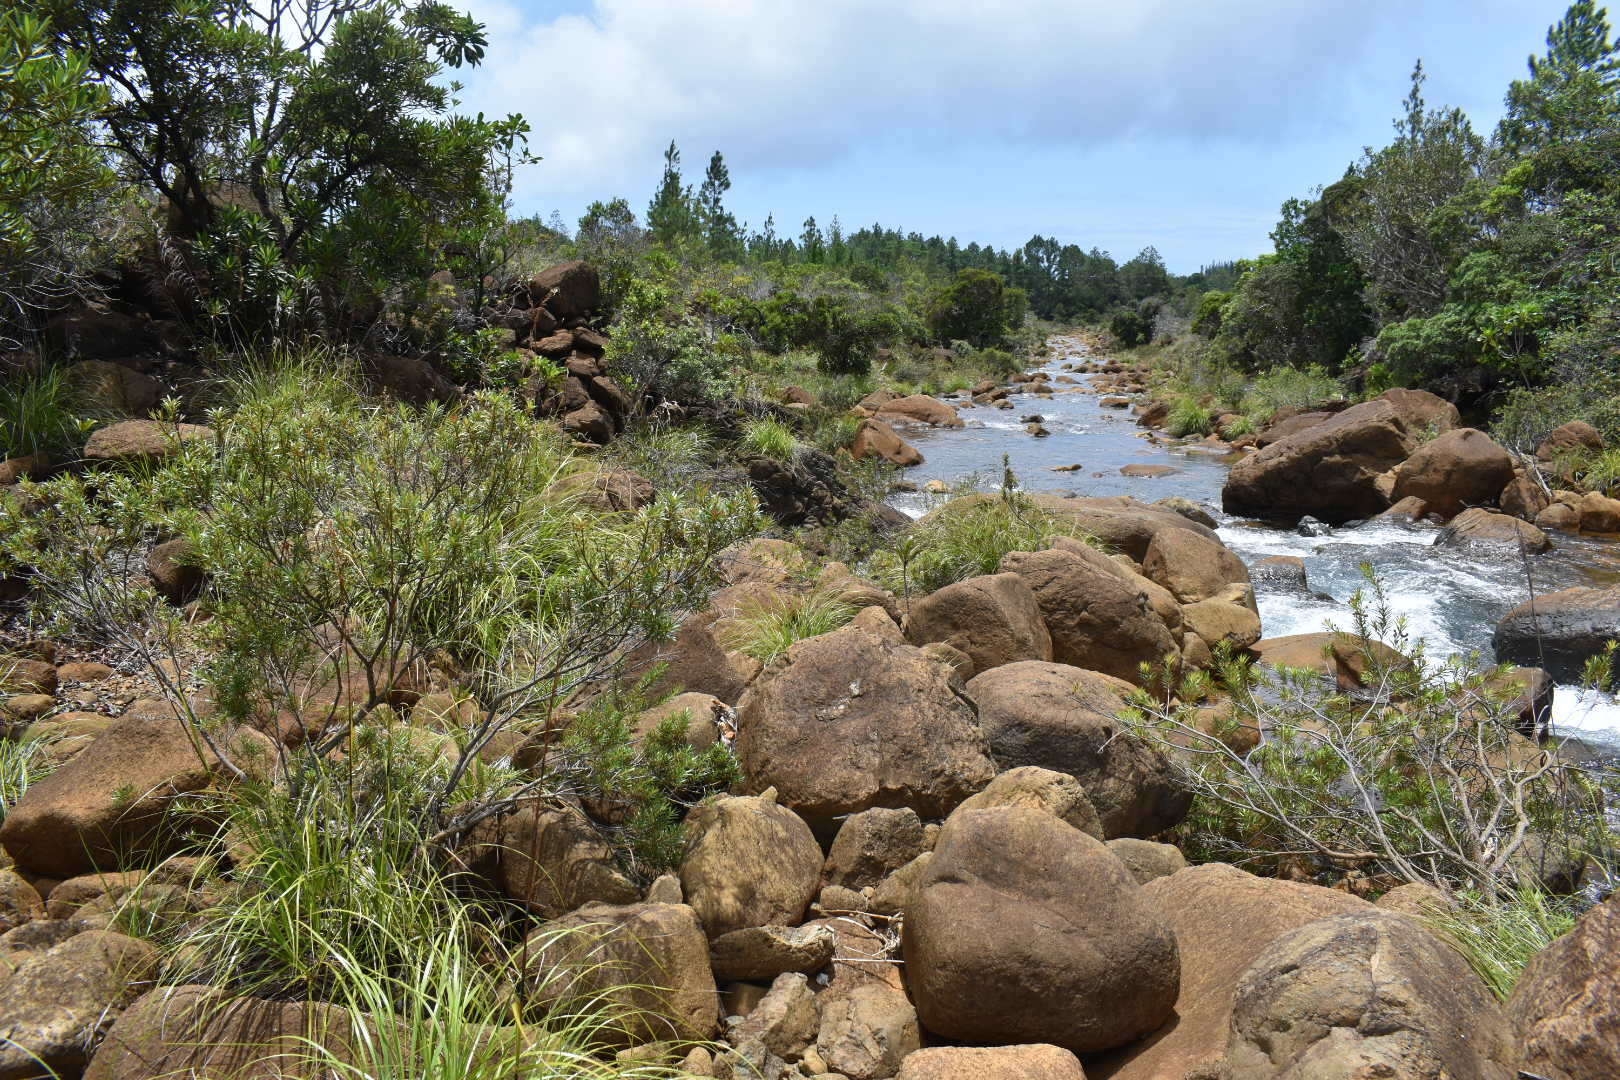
[1108,304,1155,349]
[928,268,1026,348]
[1238,365,1344,423]
[607,276,732,403]
[738,418,799,462]
[0,731,52,826]
[0,366,89,459]
[1424,889,1580,999]
[1165,396,1214,437]
[717,585,858,664]
[1190,289,1229,337]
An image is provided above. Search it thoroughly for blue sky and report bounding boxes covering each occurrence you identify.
[456,0,1577,273]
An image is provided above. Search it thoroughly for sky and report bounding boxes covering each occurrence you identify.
[454,0,1576,273]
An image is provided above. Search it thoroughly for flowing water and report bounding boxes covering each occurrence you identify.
[886,339,1620,749]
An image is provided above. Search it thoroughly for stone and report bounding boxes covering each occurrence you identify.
[494,802,639,918]
[874,395,963,428]
[1140,527,1251,605]
[1,659,56,696]
[546,468,657,513]
[902,572,1052,678]
[895,1045,1087,1080]
[1536,501,1582,531]
[363,353,459,405]
[1390,427,1515,518]
[0,871,43,933]
[1249,632,1411,691]
[1105,837,1187,884]
[632,691,722,750]
[679,792,822,937]
[1500,472,1552,521]
[1376,881,1456,918]
[824,807,926,890]
[851,419,923,466]
[1579,490,1620,532]
[868,852,931,917]
[1535,420,1604,461]
[1087,863,1370,1080]
[0,930,159,1080]
[1225,910,1516,1078]
[903,806,1179,1054]
[1508,896,1620,1080]
[725,971,819,1061]
[617,610,762,706]
[1493,585,1620,682]
[955,766,1103,838]
[524,902,717,1047]
[999,547,1177,684]
[735,625,995,822]
[84,420,212,465]
[528,260,601,318]
[709,923,836,982]
[1180,597,1262,651]
[1436,506,1551,552]
[64,361,164,416]
[1153,495,1218,528]
[146,538,204,604]
[965,661,1187,839]
[1120,463,1176,478]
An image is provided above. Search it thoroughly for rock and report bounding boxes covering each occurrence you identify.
[1026,493,1219,561]
[902,572,1052,678]
[874,395,963,428]
[903,806,1179,1053]
[1140,527,1250,605]
[1105,837,1187,884]
[725,971,819,1062]
[1536,500,1583,531]
[1508,896,1620,1080]
[1181,597,1262,651]
[632,691,722,750]
[525,901,717,1047]
[868,853,932,917]
[84,420,212,465]
[1535,420,1605,461]
[1089,863,1370,1080]
[0,871,43,933]
[955,766,1103,838]
[546,468,656,512]
[528,260,601,318]
[999,547,1177,684]
[1500,472,1552,521]
[1296,514,1331,536]
[1436,506,1551,552]
[824,807,925,890]
[0,705,270,878]
[811,918,920,1080]
[1249,632,1410,691]
[1153,496,1218,528]
[618,610,761,706]
[64,360,164,417]
[1222,390,1457,523]
[494,803,639,918]
[146,538,203,604]
[679,792,822,937]
[1,659,56,696]
[363,353,459,405]
[1579,490,1620,532]
[895,1044,1087,1080]
[1,695,54,733]
[709,924,836,982]
[1390,427,1515,518]
[965,661,1187,839]
[1120,463,1177,478]
[1493,585,1620,681]
[1225,910,1515,1078]
[1135,400,1170,428]
[851,419,923,466]
[0,930,159,1080]
[1379,494,1430,520]
[1025,422,1050,437]
[1251,554,1308,590]
[560,400,614,444]
[735,625,995,822]
[1375,881,1456,917]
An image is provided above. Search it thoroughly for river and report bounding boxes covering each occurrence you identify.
[886,338,1620,750]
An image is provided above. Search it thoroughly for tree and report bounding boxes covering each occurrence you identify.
[647,140,698,248]
[1500,1,1620,155]
[575,197,646,314]
[1119,245,1170,300]
[800,216,824,263]
[929,267,1022,347]
[696,150,739,258]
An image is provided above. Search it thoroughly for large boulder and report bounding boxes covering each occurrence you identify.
[1140,527,1251,605]
[999,547,1177,683]
[0,704,271,877]
[1249,632,1410,691]
[84,420,212,466]
[523,901,717,1047]
[527,260,601,319]
[1493,585,1620,682]
[735,625,995,822]
[1436,506,1551,552]
[895,1045,1087,1080]
[1508,896,1620,1080]
[1579,490,1620,532]
[1222,390,1458,523]
[874,395,963,428]
[678,791,821,937]
[0,930,159,1080]
[1225,910,1516,1078]
[903,806,1180,1054]
[851,418,924,466]
[1391,427,1515,518]
[1030,494,1218,561]
[965,661,1186,838]
[44,306,159,362]
[902,572,1052,678]
[1088,863,1371,1080]
[1535,420,1604,462]
[493,803,639,918]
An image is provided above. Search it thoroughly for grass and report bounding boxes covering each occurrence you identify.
[718,585,859,664]
[0,366,86,460]
[1238,365,1343,421]
[0,734,53,826]
[1424,889,1579,1000]
[1165,396,1214,437]
[738,417,799,462]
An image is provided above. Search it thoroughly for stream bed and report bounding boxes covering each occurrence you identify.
[886,339,1620,750]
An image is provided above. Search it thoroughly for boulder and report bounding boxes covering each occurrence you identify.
[1249,632,1410,691]
[1105,837,1187,884]
[903,806,1179,1053]
[1030,494,1219,561]
[0,705,270,878]
[1152,495,1218,528]
[1225,910,1516,1078]
[1535,420,1604,461]
[546,468,656,512]
[824,807,926,890]
[902,572,1052,678]
[1181,597,1262,651]
[84,420,212,465]
[735,625,995,822]
[146,538,204,604]
[631,691,722,750]
[851,419,924,466]
[1436,506,1551,552]
[1088,863,1370,1080]
[0,871,43,934]
[0,930,159,1080]
[1579,491,1620,532]
[494,803,639,918]
[528,260,601,319]
[524,901,717,1047]
[895,1044,1087,1080]
[1500,472,1552,521]
[965,661,1188,839]
[708,923,836,982]
[45,306,159,362]
[617,610,760,706]
[1222,390,1457,522]
[1375,881,1456,917]
[678,792,821,937]
[810,917,921,1080]
[1508,896,1620,1080]
[1390,427,1515,518]
[1493,585,1620,681]
[722,971,819,1066]
[875,395,963,428]
[64,360,164,417]
[363,353,459,405]
[999,547,1177,684]
[954,765,1103,838]
[1140,527,1251,605]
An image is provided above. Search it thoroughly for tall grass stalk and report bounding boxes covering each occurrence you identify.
[1424,889,1579,1000]
[718,586,859,663]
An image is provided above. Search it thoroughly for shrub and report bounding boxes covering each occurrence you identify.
[1165,396,1214,437]
[738,417,798,462]
[928,268,1025,348]
[1238,365,1344,421]
[1108,306,1154,349]
[718,585,858,664]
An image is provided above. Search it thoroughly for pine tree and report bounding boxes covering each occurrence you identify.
[697,150,739,257]
[801,216,824,263]
[647,140,698,247]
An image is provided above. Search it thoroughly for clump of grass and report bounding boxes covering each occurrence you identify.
[1424,889,1579,1000]
[719,586,859,664]
[1166,396,1214,437]
[0,734,53,825]
[738,417,799,462]
[1238,364,1343,422]
[809,412,862,455]
[1221,413,1258,438]
[0,366,85,459]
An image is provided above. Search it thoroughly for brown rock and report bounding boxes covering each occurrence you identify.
[965,661,1187,839]
[955,765,1103,838]
[895,1044,1087,1080]
[735,625,995,822]
[1508,896,1620,1080]
[679,792,821,937]
[1181,597,1262,651]
[546,468,656,512]
[1,658,56,696]
[0,871,43,933]
[146,538,204,604]
[1437,506,1551,552]
[64,360,164,417]
[362,353,459,405]
[824,807,926,890]
[903,572,1052,678]
[0,930,159,1080]
[1500,472,1552,521]
[708,923,836,982]
[1536,501,1582,531]
[1141,528,1250,605]
[1376,881,1456,917]
[527,260,601,319]
[851,418,924,466]
[495,803,639,918]
[1119,463,1177,478]
[1579,490,1620,532]
[1535,420,1605,461]
[1105,837,1187,884]
[84,420,212,465]
[1248,632,1410,691]
[809,917,920,1080]
[904,806,1179,1053]
[1391,427,1515,518]
[874,395,964,428]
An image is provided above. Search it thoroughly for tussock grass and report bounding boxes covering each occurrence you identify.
[1166,397,1214,437]
[738,418,799,462]
[1425,889,1579,1000]
[0,733,52,825]
[718,586,859,664]
[1,366,84,459]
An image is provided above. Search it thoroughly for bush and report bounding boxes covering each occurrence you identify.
[0,366,87,459]
[607,277,730,404]
[738,417,799,462]
[928,268,1025,348]
[1239,365,1344,420]
[718,585,858,664]
[1108,306,1154,349]
[1165,396,1214,437]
